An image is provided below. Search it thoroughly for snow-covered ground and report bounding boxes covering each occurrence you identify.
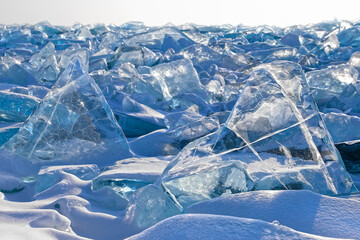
[2,188,360,239]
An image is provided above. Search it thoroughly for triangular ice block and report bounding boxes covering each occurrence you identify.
[160,61,356,208]
[2,58,131,163]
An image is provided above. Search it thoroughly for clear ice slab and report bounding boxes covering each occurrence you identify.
[159,61,356,208]
[2,58,131,163]
[28,42,60,84]
[124,184,181,230]
[150,58,204,101]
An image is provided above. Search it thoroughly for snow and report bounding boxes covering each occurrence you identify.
[186,190,360,239]
[0,197,89,240]
[127,214,341,240]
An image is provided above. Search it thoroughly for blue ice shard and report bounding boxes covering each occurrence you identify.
[58,45,89,71]
[0,61,38,86]
[75,27,93,40]
[338,26,360,48]
[9,85,47,98]
[250,47,299,63]
[127,58,205,107]
[281,33,302,47]
[0,123,21,146]
[89,58,108,72]
[327,82,360,113]
[150,58,204,101]
[108,46,157,69]
[298,53,319,71]
[2,58,131,163]
[110,95,166,138]
[90,24,109,36]
[26,85,50,99]
[310,32,339,61]
[165,106,220,147]
[90,48,114,63]
[159,61,356,208]
[0,90,39,122]
[349,51,360,73]
[180,44,251,72]
[34,21,63,37]
[124,184,181,229]
[305,64,358,104]
[98,32,123,51]
[28,42,60,84]
[129,129,180,157]
[124,26,194,52]
[323,112,360,143]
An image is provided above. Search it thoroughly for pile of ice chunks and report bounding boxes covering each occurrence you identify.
[160,61,355,209]
[1,20,360,228]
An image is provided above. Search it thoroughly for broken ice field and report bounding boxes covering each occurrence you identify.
[1,20,360,233]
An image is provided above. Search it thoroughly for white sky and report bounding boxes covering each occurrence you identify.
[0,0,359,27]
